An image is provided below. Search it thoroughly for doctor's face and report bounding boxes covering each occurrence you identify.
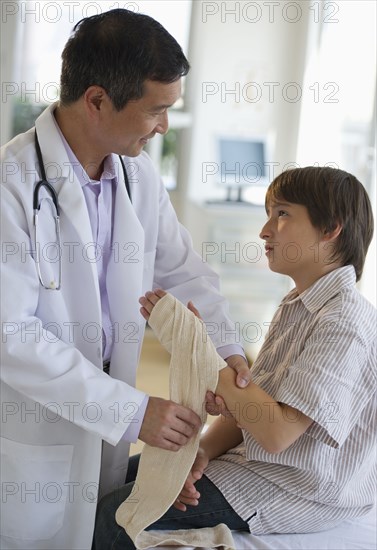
[101,79,181,157]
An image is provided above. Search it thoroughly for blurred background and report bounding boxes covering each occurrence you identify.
[1,1,376,447]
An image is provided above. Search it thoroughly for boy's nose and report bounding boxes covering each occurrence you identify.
[259,220,272,240]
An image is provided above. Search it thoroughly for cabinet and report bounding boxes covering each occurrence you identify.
[185,202,291,361]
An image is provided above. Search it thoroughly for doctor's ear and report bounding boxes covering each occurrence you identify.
[84,86,108,113]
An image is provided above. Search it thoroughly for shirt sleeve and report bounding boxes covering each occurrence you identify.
[274,320,375,448]
[217,345,247,362]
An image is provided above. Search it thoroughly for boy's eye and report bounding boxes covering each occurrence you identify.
[278,210,288,217]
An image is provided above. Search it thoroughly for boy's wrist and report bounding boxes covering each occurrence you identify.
[216,366,236,395]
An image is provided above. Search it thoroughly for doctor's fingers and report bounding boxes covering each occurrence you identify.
[139,397,201,450]
[205,391,233,418]
[166,414,202,445]
[160,406,202,447]
[143,424,194,453]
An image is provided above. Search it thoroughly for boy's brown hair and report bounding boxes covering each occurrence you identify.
[265,166,374,281]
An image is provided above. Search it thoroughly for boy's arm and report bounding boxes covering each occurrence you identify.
[139,289,311,454]
[200,413,243,460]
[216,367,313,454]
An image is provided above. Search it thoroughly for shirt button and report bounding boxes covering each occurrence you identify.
[259,369,266,374]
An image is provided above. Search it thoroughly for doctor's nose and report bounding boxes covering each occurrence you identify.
[155,111,169,135]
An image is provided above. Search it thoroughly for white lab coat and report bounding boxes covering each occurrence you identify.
[0,104,238,549]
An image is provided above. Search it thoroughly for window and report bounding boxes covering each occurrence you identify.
[3,1,193,189]
[296,0,376,304]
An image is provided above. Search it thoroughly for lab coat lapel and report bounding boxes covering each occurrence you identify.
[57,176,102,307]
[35,104,102,323]
[107,155,145,382]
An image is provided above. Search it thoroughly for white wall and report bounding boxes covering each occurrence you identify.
[179,0,310,213]
[176,1,376,309]
[0,5,22,145]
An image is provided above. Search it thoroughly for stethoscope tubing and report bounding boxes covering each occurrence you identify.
[34,130,62,290]
[33,129,131,290]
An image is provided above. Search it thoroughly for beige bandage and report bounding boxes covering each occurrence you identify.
[115,294,235,549]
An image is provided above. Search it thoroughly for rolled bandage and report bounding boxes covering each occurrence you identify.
[115,293,235,549]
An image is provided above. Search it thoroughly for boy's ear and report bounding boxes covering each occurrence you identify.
[322,223,342,242]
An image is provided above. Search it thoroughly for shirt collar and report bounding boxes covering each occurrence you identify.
[281,266,356,313]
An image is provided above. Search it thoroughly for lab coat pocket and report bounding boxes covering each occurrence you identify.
[0,437,74,540]
[142,249,156,293]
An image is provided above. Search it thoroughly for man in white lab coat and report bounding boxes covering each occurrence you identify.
[0,9,249,549]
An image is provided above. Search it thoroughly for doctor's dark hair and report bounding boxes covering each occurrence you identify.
[265,166,374,281]
[60,9,190,110]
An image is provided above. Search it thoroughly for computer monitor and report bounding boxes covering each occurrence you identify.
[217,136,271,204]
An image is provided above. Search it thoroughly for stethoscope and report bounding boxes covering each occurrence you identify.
[33,129,131,290]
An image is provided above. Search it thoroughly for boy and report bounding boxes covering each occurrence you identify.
[95,167,376,547]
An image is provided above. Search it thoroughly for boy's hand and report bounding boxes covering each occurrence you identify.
[187,300,202,319]
[139,289,202,322]
[173,447,209,512]
[139,289,167,320]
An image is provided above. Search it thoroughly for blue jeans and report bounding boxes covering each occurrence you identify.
[93,454,249,550]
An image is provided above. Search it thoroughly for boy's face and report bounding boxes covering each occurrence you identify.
[260,200,333,292]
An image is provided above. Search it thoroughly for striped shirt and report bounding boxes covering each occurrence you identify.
[205,265,376,534]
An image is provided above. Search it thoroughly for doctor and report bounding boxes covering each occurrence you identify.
[0,8,250,550]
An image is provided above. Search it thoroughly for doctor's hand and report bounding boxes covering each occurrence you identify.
[226,353,251,388]
[139,396,202,452]
[205,355,251,418]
